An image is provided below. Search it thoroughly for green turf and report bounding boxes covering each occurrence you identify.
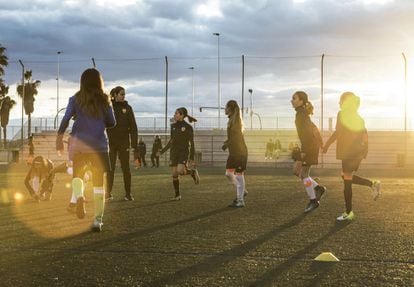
[1,166,414,286]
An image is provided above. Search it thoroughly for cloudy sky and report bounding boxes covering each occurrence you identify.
[1,0,414,130]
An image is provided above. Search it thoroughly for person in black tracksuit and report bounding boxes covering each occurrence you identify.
[291,91,327,213]
[151,135,162,167]
[106,86,138,201]
[137,138,147,167]
[24,155,54,201]
[222,100,248,207]
[160,107,200,200]
[323,92,381,221]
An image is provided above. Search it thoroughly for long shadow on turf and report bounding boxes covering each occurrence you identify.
[142,213,307,287]
[247,222,350,287]
[75,206,236,251]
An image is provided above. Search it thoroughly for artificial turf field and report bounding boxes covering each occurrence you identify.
[1,165,414,287]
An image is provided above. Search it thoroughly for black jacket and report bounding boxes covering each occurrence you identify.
[138,141,146,156]
[106,101,138,149]
[152,138,162,154]
[325,111,368,160]
[160,120,195,160]
[224,123,248,157]
[294,106,322,155]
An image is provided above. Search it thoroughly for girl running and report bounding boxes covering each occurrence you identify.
[222,100,248,207]
[291,91,326,213]
[159,107,200,200]
[322,92,380,221]
[56,68,115,232]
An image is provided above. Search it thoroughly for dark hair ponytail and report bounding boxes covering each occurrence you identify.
[177,107,197,123]
[294,91,314,115]
[110,86,125,102]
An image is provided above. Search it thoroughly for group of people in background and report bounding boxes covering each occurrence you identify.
[22,67,381,232]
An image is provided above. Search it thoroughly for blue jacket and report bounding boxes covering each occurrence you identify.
[57,96,116,153]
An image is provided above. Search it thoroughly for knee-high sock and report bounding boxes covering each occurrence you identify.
[225,171,237,187]
[70,192,77,204]
[235,174,245,201]
[72,178,84,199]
[344,180,353,213]
[93,187,105,222]
[173,176,180,196]
[303,177,316,200]
[32,176,40,195]
[352,175,372,187]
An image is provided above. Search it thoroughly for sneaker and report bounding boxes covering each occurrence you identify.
[336,211,355,221]
[371,180,381,201]
[91,219,103,232]
[190,169,200,185]
[105,193,113,201]
[228,199,245,208]
[315,186,326,201]
[172,195,181,201]
[304,200,320,213]
[67,203,76,214]
[76,196,86,219]
[124,195,135,201]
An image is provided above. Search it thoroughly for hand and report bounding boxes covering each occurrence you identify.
[321,146,328,154]
[300,152,306,160]
[57,150,63,157]
[156,151,161,157]
[221,144,228,151]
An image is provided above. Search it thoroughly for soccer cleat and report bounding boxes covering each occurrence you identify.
[124,195,135,201]
[304,200,320,213]
[67,203,76,214]
[336,211,355,221]
[315,186,326,201]
[371,180,381,201]
[228,199,245,208]
[190,169,200,185]
[172,195,181,201]
[91,219,103,232]
[76,196,86,219]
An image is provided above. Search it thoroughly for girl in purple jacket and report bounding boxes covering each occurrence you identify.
[57,68,115,232]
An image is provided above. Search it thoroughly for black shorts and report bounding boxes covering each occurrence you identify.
[170,151,189,167]
[342,158,362,173]
[226,155,247,173]
[73,152,110,186]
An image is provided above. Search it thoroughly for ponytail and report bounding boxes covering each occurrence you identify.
[177,107,198,123]
[294,91,314,115]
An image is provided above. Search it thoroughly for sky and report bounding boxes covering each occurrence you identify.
[1,0,414,130]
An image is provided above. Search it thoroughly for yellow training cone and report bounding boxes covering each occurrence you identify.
[314,252,340,262]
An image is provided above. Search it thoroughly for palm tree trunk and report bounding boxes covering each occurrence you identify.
[28,113,31,138]
[0,126,2,149]
[2,127,6,149]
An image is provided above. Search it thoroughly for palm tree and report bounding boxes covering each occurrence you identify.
[0,84,9,147]
[0,45,8,78]
[0,95,16,148]
[17,70,41,138]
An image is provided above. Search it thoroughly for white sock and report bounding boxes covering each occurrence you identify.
[93,187,105,222]
[225,170,237,187]
[235,174,245,201]
[303,177,316,200]
[32,176,40,195]
[70,192,77,204]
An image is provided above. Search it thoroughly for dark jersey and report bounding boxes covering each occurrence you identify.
[152,138,162,154]
[225,123,248,157]
[106,100,138,149]
[161,120,195,160]
[294,106,322,155]
[325,111,368,160]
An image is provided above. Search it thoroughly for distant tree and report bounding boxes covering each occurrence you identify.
[17,70,41,138]
[0,45,8,80]
[0,85,16,148]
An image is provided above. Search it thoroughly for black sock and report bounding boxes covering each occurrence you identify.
[173,177,180,196]
[352,175,372,187]
[344,180,353,214]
